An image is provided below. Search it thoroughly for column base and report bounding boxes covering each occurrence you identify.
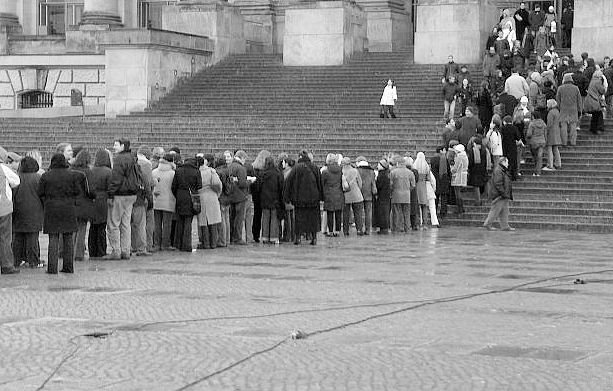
[81,11,123,26]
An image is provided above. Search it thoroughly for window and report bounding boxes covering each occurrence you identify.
[38,0,84,35]
[19,91,54,109]
[138,1,177,29]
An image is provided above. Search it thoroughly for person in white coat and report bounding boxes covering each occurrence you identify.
[380,79,398,118]
[0,146,21,275]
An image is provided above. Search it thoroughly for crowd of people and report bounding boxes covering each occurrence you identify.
[440,4,611,182]
[3,139,485,276]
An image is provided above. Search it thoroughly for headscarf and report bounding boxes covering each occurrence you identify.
[413,152,430,175]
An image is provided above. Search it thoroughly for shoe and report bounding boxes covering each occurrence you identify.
[357,231,364,236]
[432,225,440,229]
[501,227,516,231]
[233,240,247,246]
[310,237,317,246]
[294,238,301,245]
[542,167,554,171]
[324,232,333,237]
[483,225,498,231]
[75,257,84,262]
[136,251,152,256]
[196,244,206,250]
[1,267,20,275]
[120,253,130,260]
[102,253,121,260]
[60,269,74,274]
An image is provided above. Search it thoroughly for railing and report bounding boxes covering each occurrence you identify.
[19,91,54,109]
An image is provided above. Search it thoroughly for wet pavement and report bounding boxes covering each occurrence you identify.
[1,228,613,390]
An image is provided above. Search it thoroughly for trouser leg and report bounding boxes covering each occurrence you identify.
[363,201,372,233]
[61,232,75,273]
[47,233,59,274]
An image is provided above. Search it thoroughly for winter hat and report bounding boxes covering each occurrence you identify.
[546,99,558,109]
[548,5,554,12]
[453,144,465,153]
[356,156,369,167]
[520,96,529,104]
[0,146,7,163]
[562,73,574,84]
[378,159,389,169]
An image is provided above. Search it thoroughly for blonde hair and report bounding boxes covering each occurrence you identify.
[252,150,271,170]
[25,150,43,169]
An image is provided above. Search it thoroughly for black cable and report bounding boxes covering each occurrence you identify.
[173,268,613,390]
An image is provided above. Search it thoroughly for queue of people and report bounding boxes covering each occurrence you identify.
[0,140,457,276]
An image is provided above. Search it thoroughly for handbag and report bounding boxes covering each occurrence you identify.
[342,174,350,192]
[189,187,201,215]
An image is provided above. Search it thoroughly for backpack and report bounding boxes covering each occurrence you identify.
[222,170,234,196]
[535,86,547,109]
[122,159,146,195]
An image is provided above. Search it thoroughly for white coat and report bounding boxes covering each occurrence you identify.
[380,86,397,106]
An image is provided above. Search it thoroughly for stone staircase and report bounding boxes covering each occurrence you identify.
[0,50,611,232]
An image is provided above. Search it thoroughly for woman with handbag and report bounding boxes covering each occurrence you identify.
[197,154,222,249]
[171,156,202,252]
[340,157,364,236]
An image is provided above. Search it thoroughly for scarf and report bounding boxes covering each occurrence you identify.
[473,144,482,165]
[439,152,448,178]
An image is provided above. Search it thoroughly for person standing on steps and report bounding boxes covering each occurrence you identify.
[442,55,460,84]
[584,70,608,135]
[556,73,582,146]
[379,79,397,118]
[483,156,515,231]
[442,76,460,122]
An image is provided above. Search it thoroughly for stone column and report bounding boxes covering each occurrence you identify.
[572,0,613,61]
[81,0,122,26]
[0,0,21,31]
[355,0,411,52]
[414,0,498,64]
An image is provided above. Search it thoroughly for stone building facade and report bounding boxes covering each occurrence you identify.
[0,0,609,118]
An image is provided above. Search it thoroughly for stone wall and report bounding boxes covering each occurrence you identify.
[0,67,104,110]
[572,0,613,61]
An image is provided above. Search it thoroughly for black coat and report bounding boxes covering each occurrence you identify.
[172,159,202,216]
[38,164,86,234]
[283,158,323,208]
[467,144,489,187]
[72,167,94,221]
[12,158,43,233]
[430,154,451,195]
[373,168,391,228]
[257,166,284,210]
[321,163,344,211]
[90,166,112,224]
[501,124,522,174]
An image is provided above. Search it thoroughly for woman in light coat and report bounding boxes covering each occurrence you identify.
[544,99,563,170]
[341,157,364,235]
[197,154,222,249]
[451,144,468,215]
[152,153,176,250]
[380,79,398,118]
[413,152,439,228]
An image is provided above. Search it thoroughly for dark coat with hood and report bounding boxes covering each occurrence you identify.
[12,157,43,233]
[321,162,344,211]
[72,154,95,221]
[38,154,86,234]
[283,157,323,208]
[90,150,112,224]
[373,167,391,228]
[172,158,202,216]
[257,165,284,210]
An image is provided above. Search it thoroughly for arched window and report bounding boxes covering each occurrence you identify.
[19,90,54,109]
